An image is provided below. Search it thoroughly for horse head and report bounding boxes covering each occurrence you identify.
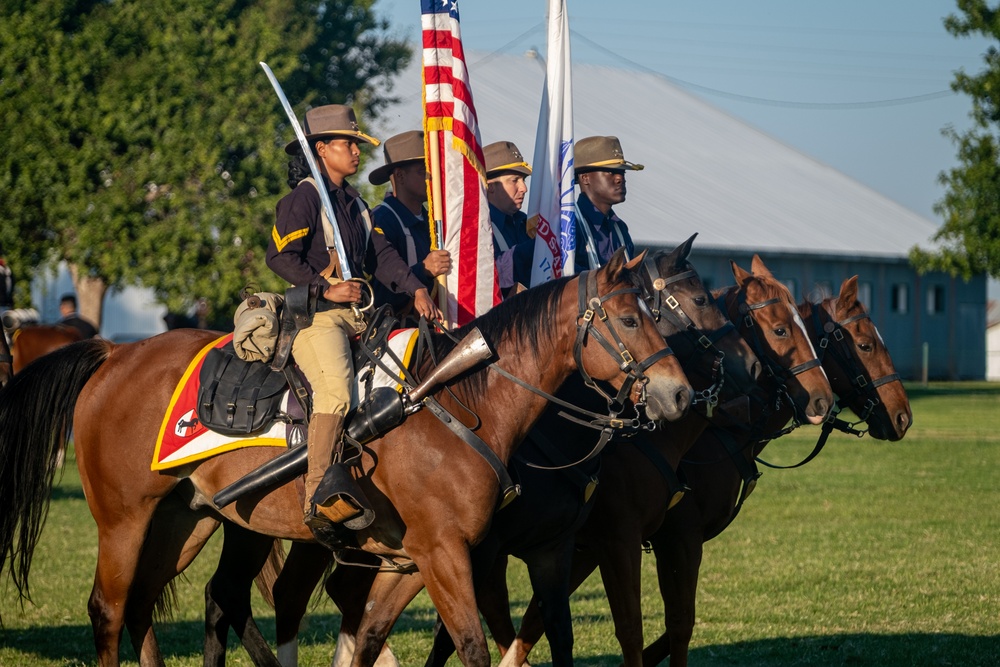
[807,276,912,441]
[640,233,761,402]
[584,247,693,423]
[724,254,833,425]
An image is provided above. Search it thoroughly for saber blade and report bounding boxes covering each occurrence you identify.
[260,61,352,280]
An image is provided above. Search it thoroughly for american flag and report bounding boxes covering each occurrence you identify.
[421,0,500,326]
[528,0,576,285]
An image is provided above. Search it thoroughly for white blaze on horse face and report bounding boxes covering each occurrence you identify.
[788,303,830,382]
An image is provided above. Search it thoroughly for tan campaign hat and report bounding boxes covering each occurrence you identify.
[284,104,380,154]
[574,135,644,172]
[484,141,532,179]
[368,131,425,185]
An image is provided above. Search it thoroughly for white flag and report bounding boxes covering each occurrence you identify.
[527,0,575,286]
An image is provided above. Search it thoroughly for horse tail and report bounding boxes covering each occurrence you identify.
[0,337,112,607]
[254,538,286,610]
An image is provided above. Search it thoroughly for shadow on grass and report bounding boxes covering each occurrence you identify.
[3,622,998,666]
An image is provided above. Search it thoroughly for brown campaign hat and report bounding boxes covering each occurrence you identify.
[368,130,425,185]
[574,135,644,172]
[284,104,380,154]
[484,141,532,179]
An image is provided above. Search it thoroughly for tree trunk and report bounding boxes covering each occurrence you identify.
[68,264,108,332]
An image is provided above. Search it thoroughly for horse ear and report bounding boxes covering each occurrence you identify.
[836,276,860,318]
[661,233,696,270]
[749,254,774,278]
[604,246,628,281]
[624,248,647,272]
[731,260,752,287]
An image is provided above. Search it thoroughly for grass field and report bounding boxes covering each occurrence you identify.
[1,382,999,666]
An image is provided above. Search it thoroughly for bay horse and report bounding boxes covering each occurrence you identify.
[499,254,835,667]
[202,233,762,667]
[641,275,912,667]
[10,323,83,374]
[0,249,693,667]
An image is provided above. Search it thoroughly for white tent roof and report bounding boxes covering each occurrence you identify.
[366,50,941,260]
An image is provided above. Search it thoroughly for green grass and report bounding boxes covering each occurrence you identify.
[2,382,999,665]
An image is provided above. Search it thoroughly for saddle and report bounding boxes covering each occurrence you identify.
[196,300,409,440]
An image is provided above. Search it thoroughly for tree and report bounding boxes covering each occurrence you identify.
[911,0,1000,280]
[0,0,410,326]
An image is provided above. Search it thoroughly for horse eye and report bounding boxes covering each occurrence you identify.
[620,316,639,329]
[773,327,788,337]
[859,342,873,353]
[693,296,707,307]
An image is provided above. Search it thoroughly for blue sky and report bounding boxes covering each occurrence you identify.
[375,0,991,224]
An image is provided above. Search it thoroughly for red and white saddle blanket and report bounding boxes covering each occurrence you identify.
[151,328,420,471]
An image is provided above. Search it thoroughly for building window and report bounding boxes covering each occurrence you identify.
[857,282,873,311]
[891,283,908,314]
[926,285,945,315]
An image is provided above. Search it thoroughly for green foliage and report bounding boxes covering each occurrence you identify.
[912,1,1000,279]
[0,0,410,320]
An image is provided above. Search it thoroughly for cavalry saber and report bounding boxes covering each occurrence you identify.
[260,61,353,281]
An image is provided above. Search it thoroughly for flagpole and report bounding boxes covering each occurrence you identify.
[427,130,449,324]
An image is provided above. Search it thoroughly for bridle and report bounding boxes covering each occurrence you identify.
[809,304,902,432]
[642,256,735,417]
[718,287,823,428]
[487,268,675,471]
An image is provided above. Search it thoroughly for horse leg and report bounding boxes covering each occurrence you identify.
[273,542,331,666]
[503,548,601,667]
[643,524,704,667]
[87,508,162,667]
[521,540,578,667]
[124,490,222,666]
[346,569,426,667]
[327,558,406,667]
[204,521,282,667]
[597,542,646,667]
[427,548,512,667]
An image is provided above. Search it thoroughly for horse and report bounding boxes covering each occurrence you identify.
[640,275,912,667]
[10,323,83,373]
[202,233,763,667]
[499,254,835,667]
[0,248,693,667]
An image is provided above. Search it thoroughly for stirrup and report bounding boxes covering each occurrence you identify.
[312,463,375,530]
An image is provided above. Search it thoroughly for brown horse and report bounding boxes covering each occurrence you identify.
[500,254,834,667]
[641,275,912,667]
[0,249,693,667]
[212,233,763,667]
[10,324,83,374]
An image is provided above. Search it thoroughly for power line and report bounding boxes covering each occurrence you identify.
[569,30,958,109]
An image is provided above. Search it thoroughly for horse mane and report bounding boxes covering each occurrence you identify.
[424,277,570,404]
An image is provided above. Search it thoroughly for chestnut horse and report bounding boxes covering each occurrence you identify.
[641,275,912,667]
[0,250,692,667]
[10,324,82,373]
[500,254,834,667]
[207,233,762,667]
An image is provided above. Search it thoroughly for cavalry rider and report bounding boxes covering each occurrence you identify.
[573,135,643,270]
[484,141,533,298]
[368,130,450,319]
[266,104,436,529]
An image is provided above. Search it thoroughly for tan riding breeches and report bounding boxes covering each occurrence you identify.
[291,308,365,416]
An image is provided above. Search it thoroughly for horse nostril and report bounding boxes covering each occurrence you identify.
[896,410,911,432]
[676,386,692,414]
[814,396,830,418]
